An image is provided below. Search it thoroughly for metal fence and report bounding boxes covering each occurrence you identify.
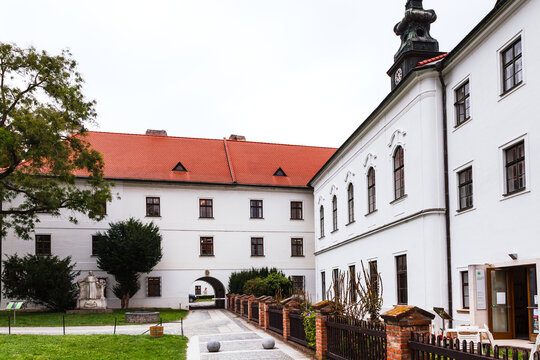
[409,333,537,360]
[235,298,241,314]
[326,316,386,360]
[268,305,283,335]
[242,300,249,318]
[250,302,259,323]
[289,309,309,348]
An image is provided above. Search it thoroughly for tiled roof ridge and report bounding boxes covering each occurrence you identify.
[86,130,337,150]
[222,138,237,183]
[417,53,448,67]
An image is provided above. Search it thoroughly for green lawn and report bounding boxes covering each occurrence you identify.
[0,335,187,359]
[195,298,215,302]
[0,309,188,327]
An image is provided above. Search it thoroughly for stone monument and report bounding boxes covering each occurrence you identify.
[68,271,112,314]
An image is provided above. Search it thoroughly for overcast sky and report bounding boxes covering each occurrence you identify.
[2,1,494,148]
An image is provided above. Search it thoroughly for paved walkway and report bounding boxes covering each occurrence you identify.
[184,309,312,360]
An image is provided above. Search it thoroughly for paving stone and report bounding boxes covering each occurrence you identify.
[199,332,261,343]
[201,349,293,360]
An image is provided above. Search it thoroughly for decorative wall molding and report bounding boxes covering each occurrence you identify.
[388,129,407,155]
[330,184,339,196]
[344,170,355,183]
[363,153,377,174]
[317,195,326,205]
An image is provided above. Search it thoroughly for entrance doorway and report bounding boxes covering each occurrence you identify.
[189,276,226,309]
[488,265,538,341]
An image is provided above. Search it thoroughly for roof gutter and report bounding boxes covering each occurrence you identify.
[436,61,453,327]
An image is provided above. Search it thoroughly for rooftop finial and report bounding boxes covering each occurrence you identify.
[406,0,423,9]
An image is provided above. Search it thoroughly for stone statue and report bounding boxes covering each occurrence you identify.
[76,272,108,310]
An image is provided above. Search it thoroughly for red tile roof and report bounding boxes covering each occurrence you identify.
[417,53,448,67]
[77,131,336,188]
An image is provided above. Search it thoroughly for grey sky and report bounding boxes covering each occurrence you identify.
[2,1,494,148]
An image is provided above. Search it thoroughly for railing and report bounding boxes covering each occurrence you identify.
[268,305,283,335]
[235,298,241,314]
[326,316,386,360]
[409,333,536,360]
[250,302,259,323]
[289,309,309,348]
[242,300,249,318]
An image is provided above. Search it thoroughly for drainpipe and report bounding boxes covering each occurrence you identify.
[436,62,453,327]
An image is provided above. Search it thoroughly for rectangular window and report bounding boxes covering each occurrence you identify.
[251,237,264,256]
[290,201,303,220]
[321,271,326,301]
[349,265,356,302]
[91,235,100,256]
[458,167,473,211]
[367,168,376,213]
[396,255,408,305]
[199,199,213,218]
[332,268,340,299]
[146,197,160,217]
[369,260,378,292]
[147,277,161,297]
[200,237,214,256]
[461,271,470,309]
[35,235,51,256]
[195,285,201,295]
[291,238,303,257]
[505,141,525,195]
[320,206,325,238]
[292,276,305,295]
[502,38,523,94]
[250,200,263,219]
[455,81,471,126]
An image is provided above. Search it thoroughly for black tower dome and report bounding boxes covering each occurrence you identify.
[387,0,444,90]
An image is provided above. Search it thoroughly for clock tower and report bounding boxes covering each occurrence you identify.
[387,0,444,90]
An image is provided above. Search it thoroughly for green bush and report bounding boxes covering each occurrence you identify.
[302,309,316,348]
[263,273,292,297]
[1,254,79,311]
[228,267,285,294]
[242,277,268,297]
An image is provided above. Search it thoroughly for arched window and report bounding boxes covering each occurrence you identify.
[367,167,376,213]
[347,183,354,223]
[394,146,405,199]
[332,195,338,231]
[319,205,325,238]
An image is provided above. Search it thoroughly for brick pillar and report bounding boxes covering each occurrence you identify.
[259,300,265,327]
[282,306,290,340]
[315,310,328,360]
[248,296,254,320]
[381,305,435,360]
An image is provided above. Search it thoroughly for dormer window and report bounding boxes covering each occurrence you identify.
[172,162,187,172]
[273,168,287,177]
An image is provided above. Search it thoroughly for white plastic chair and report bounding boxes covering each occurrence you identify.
[529,335,540,360]
[483,324,495,347]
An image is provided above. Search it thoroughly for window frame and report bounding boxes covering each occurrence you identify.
[319,205,325,238]
[393,147,405,200]
[290,201,303,220]
[369,260,379,293]
[91,235,101,256]
[35,234,51,256]
[501,37,523,95]
[146,197,161,217]
[291,238,304,257]
[457,166,474,211]
[250,237,264,256]
[332,195,338,232]
[347,183,355,224]
[349,265,356,302]
[332,268,340,299]
[292,275,305,295]
[504,140,526,196]
[147,277,161,297]
[396,254,408,305]
[454,80,471,127]
[250,200,263,219]
[367,167,376,214]
[200,237,214,256]
[461,271,470,309]
[321,271,326,301]
[199,199,214,218]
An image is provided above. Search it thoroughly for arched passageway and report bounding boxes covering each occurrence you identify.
[191,276,226,309]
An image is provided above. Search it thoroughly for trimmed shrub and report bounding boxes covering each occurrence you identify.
[228,267,285,294]
[263,273,292,297]
[242,277,268,297]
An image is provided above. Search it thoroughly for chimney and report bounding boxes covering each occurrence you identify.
[229,134,246,141]
[146,129,168,136]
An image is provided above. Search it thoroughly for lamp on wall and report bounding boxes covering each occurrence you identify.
[508,253,518,260]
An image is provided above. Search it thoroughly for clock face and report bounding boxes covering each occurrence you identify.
[395,68,403,85]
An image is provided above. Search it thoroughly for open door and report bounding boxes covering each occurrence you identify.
[528,267,538,342]
[488,269,513,339]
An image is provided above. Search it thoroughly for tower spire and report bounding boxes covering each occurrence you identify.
[387,0,444,90]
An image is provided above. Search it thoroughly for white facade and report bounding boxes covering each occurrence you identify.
[2,181,316,309]
[313,0,539,340]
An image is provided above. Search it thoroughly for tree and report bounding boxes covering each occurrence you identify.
[0,42,111,304]
[94,218,163,309]
[1,254,79,311]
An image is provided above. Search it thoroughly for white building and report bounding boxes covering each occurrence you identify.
[2,131,335,309]
[311,0,539,341]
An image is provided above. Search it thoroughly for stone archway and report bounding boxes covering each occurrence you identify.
[194,276,226,309]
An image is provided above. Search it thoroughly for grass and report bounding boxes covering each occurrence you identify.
[0,334,187,360]
[0,309,188,327]
[194,298,215,302]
